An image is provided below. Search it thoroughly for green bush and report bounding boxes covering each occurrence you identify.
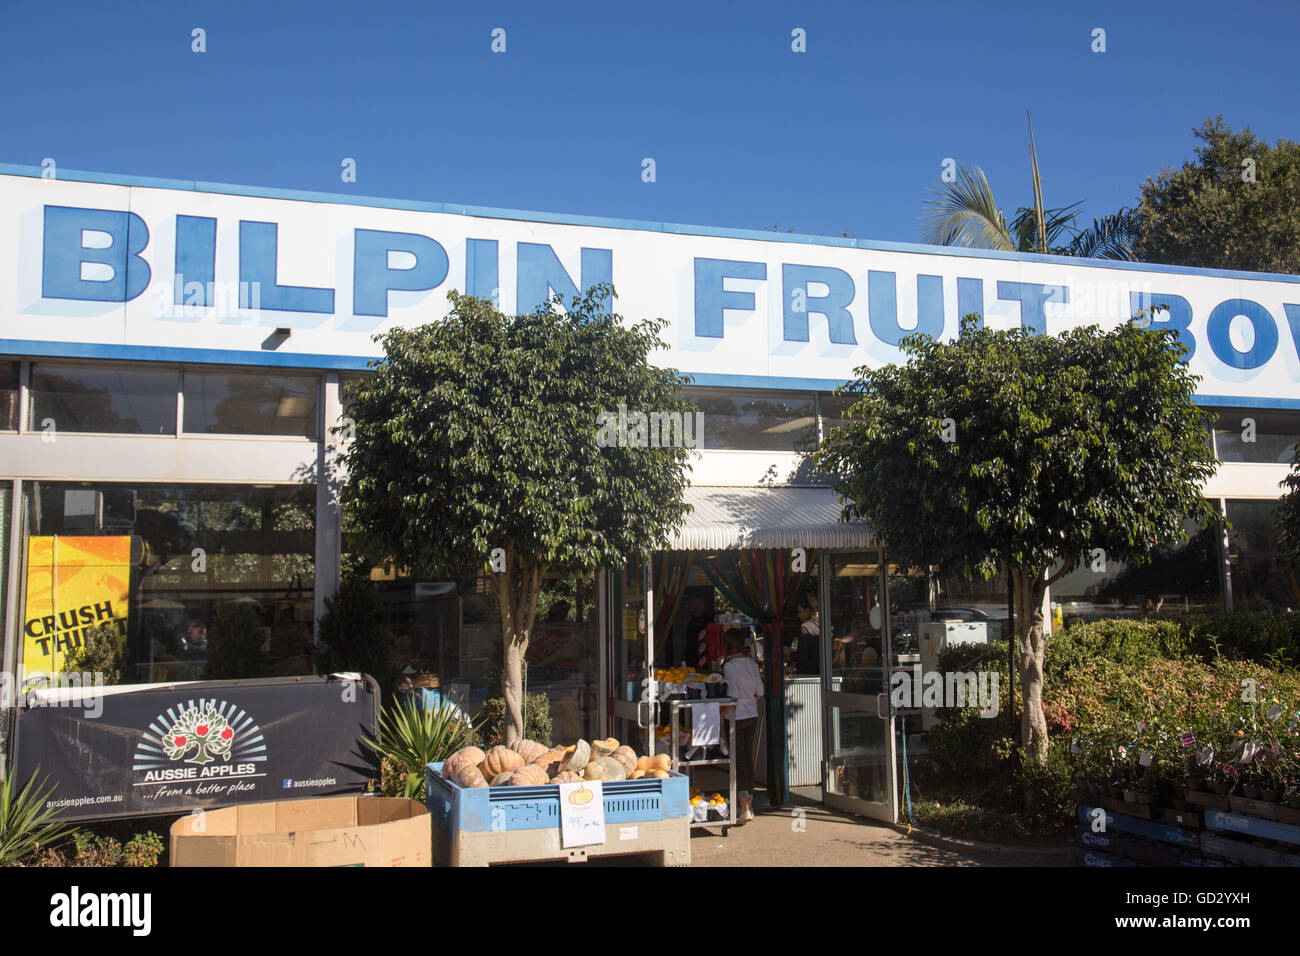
[62,624,126,686]
[203,603,265,680]
[480,693,552,748]
[1176,612,1300,664]
[316,572,396,697]
[1048,618,1190,681]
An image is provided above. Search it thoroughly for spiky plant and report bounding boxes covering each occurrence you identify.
[365,698,479,799]
[0,772,80,866]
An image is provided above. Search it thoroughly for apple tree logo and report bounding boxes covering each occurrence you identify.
[163,704,233,765]
[133,698,267,777]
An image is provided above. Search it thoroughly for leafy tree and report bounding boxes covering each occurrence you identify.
[1138,116,1300,274]
[340,285,693,744]
[920,113,1140,260]
[1273,448,1300,571]
[816,316,1216,766]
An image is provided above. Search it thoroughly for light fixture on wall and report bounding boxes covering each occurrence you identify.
[262,327,292,350]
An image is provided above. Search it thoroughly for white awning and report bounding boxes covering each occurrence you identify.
[668,485,874,551]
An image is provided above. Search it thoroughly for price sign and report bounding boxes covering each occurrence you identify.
[558,781,606,848]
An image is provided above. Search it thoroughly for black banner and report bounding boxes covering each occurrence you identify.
[11,675,380,821]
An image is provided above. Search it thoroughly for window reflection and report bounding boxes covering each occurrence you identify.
[183,370,318,438]
[1,361,18,430]
[30,364,177,435]
[679,390,816,452]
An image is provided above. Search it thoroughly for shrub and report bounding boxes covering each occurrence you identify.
[203,603,265,679]
[366,697,479,800]
[0,773,80,866]
[480,693,552,748]
[316,572,396,697]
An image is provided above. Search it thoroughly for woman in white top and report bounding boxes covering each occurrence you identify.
[722,628,764,824]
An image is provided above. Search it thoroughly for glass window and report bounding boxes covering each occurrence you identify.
[1,361,18,430]
[183,370,318,438]
[1225,499,1298,611]
[19,482,315,685]
[825,551,887,693]
[1213,409,1300,464]
[1051,518,1221,623]
[818,392,857,438]
[29,363,177,435]
[680,389,816,452]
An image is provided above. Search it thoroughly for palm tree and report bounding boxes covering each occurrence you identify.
[920,112,1141,261]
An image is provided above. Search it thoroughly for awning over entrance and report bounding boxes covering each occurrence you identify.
[669,486,874,550]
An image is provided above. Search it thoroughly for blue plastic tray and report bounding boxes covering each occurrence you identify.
[427,762,689,833]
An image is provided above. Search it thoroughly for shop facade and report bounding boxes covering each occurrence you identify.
[2,165,1299,820]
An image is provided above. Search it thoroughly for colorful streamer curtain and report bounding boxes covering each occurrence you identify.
[651,550,695,658]
[698,548,816,626]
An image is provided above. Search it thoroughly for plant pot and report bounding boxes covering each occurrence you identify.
[1135,790,1158,806]
[1260,786,1280,804]
[1123,789,1139,803]
[1109,786,1125,800]
[1287,792,1300,810]
[1243,784,1261,801]
[1184,775,1205,792]
[1213,780,1231,796]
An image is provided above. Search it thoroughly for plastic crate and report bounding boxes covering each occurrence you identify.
[427,762,689,833]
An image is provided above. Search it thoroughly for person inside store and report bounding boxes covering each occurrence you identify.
[794,595,821,675]
[722,628,763,825]
[680,592,714,668]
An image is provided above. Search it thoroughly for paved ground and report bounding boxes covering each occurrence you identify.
[688,797,1065,867]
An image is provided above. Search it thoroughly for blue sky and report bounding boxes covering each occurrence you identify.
[2,0,1296,244]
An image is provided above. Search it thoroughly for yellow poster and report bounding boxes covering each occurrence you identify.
[22,536,131,681]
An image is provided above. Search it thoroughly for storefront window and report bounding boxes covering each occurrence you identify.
[1213,409,1300,464]
[931,567,1008,642]
[1226,499,1298,611]
[1052,519,1220,623]
[1,361,18,430]
[825,551,886,694]
[183,370,318,438]
[680,389,817,452]
[19,482,314,685]
[528,576,599,744]
[29,363,177,435]
[818,393,857,438]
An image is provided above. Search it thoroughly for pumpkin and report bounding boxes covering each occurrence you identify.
[509,764,549,787]
[490,771,516,787]
[648,753,672,772]
[598,755,627,781]
[552,770,583,783]
[443,747,489,788]
[591,737,619,758]
[584,760,608,781]
[635,755,654,772]
[646,769,670,778]
[629,769,646,780]
[480,746,524,777]
[562,739,591,772]
[530,746,567,776]
[610,746,637,775]
[509,739,549,764]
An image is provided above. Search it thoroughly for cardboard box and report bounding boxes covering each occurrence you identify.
[170,796,431,867]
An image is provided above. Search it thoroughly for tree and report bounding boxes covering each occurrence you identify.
[340,285,693,744]
[1272,447,1300,571]
[1138,116,1300,274]
[815,316,1216,765]
[920,112,1141,260]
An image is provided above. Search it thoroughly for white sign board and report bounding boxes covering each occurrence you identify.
[2,170,1299,405]
[558,781,605,848]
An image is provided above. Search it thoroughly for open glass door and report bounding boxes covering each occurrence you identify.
[608,556,658,755]
[821,549,897,822]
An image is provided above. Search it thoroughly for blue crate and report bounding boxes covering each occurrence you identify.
[427,762,689,833]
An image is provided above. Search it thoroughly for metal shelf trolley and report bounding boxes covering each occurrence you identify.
[667,697,737,834]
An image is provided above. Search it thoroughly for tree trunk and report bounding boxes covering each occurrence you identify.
[491,548,543,746]
[1013,566,1049,767]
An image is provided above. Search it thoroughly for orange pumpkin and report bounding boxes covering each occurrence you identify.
[443,747,489,788]
[591,737,619,758]
[646,769,670,778]
[489,771,515,787]
[552,770,583,783]
[611,746,637,775]
[480,745,524,777]
[509,764,549,786]
[509,739,549,764]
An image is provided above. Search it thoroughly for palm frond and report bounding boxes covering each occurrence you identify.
[0,772,80,865]
[1065,207,1142,261]
[919,164,1015,251]
[1010,202,1083,254]
[365,697,480,799]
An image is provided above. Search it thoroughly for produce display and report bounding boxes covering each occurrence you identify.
[439,738,677,788]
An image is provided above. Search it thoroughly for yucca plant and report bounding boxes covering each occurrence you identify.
[365,697,480,799]
[0,772,80,866]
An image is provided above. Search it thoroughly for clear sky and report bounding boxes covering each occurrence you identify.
[2,0,1296,244]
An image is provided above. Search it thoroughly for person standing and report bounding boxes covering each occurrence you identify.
[723,628,763,824]
[795,596,821,675]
